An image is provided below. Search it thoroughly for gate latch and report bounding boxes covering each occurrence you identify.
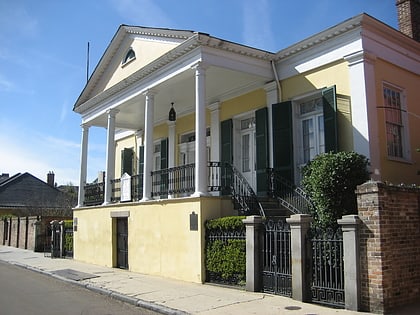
[271,255,277,266]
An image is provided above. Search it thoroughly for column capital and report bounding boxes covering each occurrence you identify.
[264,80,278,93]
[167,120,176,127]
[207,101,220,112]
[135,129,144,138]
[191,61,209,73]
[81,123,90,130]
[106,108,120,117]
[143,88,158,97]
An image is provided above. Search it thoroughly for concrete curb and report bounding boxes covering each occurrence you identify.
[9,261,189,315]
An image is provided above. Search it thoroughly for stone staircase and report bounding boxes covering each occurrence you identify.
[258,196,295,220]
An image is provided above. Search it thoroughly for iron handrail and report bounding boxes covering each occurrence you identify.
[267,168,314,214]
[225,163,265,217]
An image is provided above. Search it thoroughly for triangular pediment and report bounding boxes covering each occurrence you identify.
[74,26,196,109]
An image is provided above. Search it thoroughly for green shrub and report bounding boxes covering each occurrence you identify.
[206,239,246,282]
[205,216,245,230]
[301,151,370,228]
[63,220,73,252]
[205,216,246,285]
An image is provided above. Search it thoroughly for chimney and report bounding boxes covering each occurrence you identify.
[0,173,9,183]
[396,0,420,42]
[47,171,55,187]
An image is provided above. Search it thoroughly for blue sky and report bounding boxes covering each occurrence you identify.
[0,0,398,185]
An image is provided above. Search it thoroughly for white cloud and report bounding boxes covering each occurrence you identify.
[0,121,105,186]
[242,0,276,52]
[110,0,172,27]
[0,2,39,39]
[0,74,14,92]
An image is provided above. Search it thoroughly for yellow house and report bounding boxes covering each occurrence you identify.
[73,14,420,282]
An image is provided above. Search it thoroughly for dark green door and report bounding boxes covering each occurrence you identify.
[116,218,128,269]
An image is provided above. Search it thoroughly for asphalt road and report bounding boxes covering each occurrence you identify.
[0,260,157,315]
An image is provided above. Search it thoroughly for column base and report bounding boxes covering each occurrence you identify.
[191,191,209,198]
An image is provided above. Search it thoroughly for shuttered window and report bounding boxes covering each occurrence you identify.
[272,101,294,182]
[322,85,338,153]
[121,148,134,176]
[255,107,268,195]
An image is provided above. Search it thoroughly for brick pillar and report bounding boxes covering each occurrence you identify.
[286,214,313,302]
[243,215,264,292]
[338,215,361,311]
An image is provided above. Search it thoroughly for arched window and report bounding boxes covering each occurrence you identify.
[122,48,135,65]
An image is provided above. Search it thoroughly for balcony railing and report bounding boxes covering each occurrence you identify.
[91,162,226,203]
[83,182,104,206]
[111,174,143,202]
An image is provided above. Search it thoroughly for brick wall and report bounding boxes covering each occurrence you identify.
[396,0,420,42]
[357,181,420,313]
[0,216,41,250]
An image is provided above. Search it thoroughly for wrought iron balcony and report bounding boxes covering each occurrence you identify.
[83,162,227,205]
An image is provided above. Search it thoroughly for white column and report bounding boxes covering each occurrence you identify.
[77,124,89,207]
[344,51,380,179]
[264,81,279,169]
[167,121,176,168]
[135,129,143,174]
[208,102,220,196]
[167,120,176,199]
[208,102,220,162]
[141,90,155,201]
[103,109,119,205]
[192,62,208,197]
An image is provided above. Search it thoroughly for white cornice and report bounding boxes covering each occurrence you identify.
[275,15,363,61]
[74,33,275,114]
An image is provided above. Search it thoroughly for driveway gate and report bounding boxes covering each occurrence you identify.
[262,219,292,297]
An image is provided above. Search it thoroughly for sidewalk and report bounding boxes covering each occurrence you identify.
[0,246,364,314]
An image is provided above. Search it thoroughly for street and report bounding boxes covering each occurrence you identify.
[0,261,157,315]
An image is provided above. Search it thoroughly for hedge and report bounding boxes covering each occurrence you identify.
[205,216,246,286]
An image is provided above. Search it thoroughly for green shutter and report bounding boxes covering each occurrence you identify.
[221,119,233,164]
[160,138,169,198]
[255,107,268,195]
[121,148,134,176]
[221,119,233,195]
[138,146,144,198]
[323,85,338,153]
[138,146,144,176]
[160,138,168,170]
[272,101,294,182]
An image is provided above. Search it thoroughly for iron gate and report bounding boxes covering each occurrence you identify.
[262,219,292,297]
[309,227,344,308]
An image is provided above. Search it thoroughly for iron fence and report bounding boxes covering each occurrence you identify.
[309,227,344,308]
[111,174,143,202]
[205,227,246,286]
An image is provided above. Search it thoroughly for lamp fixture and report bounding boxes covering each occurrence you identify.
[169,102,176,121]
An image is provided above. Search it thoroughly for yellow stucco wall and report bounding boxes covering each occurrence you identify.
[73,197,235,283]
[281,60,351,99]
[115,135,137,178]
[94,38,180,95]
[220,89,266,121]
[281,60,353,152]
[373,58,420,185]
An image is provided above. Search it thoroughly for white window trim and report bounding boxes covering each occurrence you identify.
[291,89,324,183]
[382,81,411,163]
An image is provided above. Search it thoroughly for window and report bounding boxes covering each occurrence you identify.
[299,97,324,164]
[122,48,135,65]
[383,85,405,158]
